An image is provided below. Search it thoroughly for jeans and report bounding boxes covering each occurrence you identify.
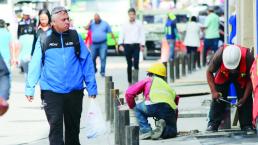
[91,42,108,75]
[167,39,175,61]
[124,44,140,83]
[203,38,219,66]
[41,90,84,145]
[20,59,29,79]
[134,102,177,139]
[0,75,10,100]
[208,81,253,129]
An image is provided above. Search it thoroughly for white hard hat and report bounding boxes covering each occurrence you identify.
[222,45,241,69]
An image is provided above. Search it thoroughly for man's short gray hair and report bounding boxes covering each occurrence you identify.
[51,6,69,21]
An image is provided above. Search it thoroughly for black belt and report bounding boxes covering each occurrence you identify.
[92,40,107,44]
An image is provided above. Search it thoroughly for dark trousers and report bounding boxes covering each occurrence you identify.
[41,90,84,145]
[134,102,177,139]
[208,82,253,129]
[124,44,140,83]
[186,46,197,54]
[203,38,219,66]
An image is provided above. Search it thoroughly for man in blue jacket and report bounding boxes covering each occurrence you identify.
[25,6,98,145]
[0,53,10,116]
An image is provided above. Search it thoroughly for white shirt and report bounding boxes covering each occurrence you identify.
[184,22,201,47]
[118,20,145,46]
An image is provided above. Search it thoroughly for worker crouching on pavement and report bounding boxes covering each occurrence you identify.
[206,45,254,133]
[125,63,177,140]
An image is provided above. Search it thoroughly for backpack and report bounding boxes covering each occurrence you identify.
[40,30,81,65]
[0,54,9,77]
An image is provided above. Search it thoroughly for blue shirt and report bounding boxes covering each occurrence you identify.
[90,20,112,43]
[165,19,177,40]
[0,28,11,66]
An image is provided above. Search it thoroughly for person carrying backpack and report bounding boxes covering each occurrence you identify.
[0,53,10,116]
[25,6,97,145]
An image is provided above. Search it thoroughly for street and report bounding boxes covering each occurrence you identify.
[1,56,258,145]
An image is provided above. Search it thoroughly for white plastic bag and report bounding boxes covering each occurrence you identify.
[85,99,107,139]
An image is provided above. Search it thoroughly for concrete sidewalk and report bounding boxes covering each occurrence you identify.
[1,57,257,145]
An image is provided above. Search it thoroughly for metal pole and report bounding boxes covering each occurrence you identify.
[175,56,180,79]
[197,51,201,68]
[181,55,186,76]
[126,126,139,145]
[115,110,130,145]
[111,89,119,129]
[105,76,112,121]
[169,60,175,83]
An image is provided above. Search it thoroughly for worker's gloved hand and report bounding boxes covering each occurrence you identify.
[237,98,246,107]
[211,91,222,100]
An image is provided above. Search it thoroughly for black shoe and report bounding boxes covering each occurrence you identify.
[206,125,218,132]
[242,126,255,135]
[100,73,105,77]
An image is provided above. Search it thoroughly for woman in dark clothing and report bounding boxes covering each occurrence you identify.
[31,9,51,56]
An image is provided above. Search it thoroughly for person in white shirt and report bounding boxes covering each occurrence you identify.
[118,8,145,85]
[184,16,201,68]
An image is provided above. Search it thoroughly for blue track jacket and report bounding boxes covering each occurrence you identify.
[25,29,97,97]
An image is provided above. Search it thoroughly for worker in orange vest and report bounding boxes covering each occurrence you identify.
[206,45,254,134]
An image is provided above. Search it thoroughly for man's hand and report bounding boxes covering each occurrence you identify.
[26,96,34,102]
[140,45,144,52]
[119,45,124,52]
[237,98,246,107]
[211,91,222,100]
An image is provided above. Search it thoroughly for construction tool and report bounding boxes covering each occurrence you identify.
[218,98,237,107]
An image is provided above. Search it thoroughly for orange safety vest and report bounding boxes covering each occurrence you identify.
[214,46,248,88]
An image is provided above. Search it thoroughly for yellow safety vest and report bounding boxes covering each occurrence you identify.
[149,77,177,110]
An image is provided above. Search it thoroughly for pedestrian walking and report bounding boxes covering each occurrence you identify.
[165,12,177,61]
[25,6,98,145]
[31,9,51,56]
[118,8,145,85]
[206,45,254,134]
[0,53,10,116]
[125,63,177,140]
[202,7,220,66]
[184,16,201,67]
[85,13,116,77]
[0,19,13,70]
[17,8,36,77]
[218,13,225,47]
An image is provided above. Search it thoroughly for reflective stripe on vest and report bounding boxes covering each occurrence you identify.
[214,46,248,88]
[149,77,177,110]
